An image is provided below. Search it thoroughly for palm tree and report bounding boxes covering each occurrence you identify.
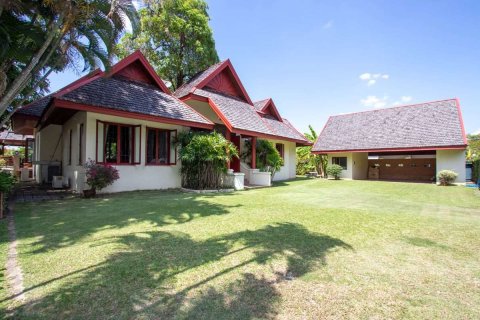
[0,0,139,124]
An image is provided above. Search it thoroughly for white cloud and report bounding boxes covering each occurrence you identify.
[361,95,388,109]
[473,128,480,135]
[359,73,371,80]
[401,96,412,103]
[323,20,334,29]
[359,73,389,86]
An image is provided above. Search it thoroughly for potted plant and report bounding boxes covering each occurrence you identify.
[84,160,119,198]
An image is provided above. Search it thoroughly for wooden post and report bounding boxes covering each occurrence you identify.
[251,137,256,169]
[225,130,232,169]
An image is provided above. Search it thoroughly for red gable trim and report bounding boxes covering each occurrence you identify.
[106,50,171,94]
[52,98,214,129]
[455,98,468,145]
[181,94,234,132]
[53,69,103,98]
[257,98,282,122]
[193,60,253,105]
[312,145,467,154]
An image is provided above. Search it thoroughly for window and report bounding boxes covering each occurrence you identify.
[275,143,285,160]
[332,157,347,170]
[78,123,84,165]
[146,127,177,165]
[68,130,72,165]
[96,121,140,165]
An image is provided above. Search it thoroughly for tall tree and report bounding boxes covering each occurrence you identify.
[0,0,139,126]
[467,133,480,161]
[117,0,219,90]
[296,125,328,177]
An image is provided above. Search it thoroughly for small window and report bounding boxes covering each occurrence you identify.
[96,121,140,165]
[275,143,284,160]
[146,128,177,165]
[68,130,72,165]
[78,123,84,165]
[332,157,347,170]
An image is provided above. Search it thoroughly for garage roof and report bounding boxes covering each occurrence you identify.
[312,99,467,153]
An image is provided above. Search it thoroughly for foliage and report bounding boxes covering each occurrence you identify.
[0,159,6,167]
[0,171,16,193]
[296,125,327,176]
[242,139,284,179]
[0,0,139,125]
[117,0,219,90]
[177,131,238,189]
[84,159,120,191]
[326,164,343,180]
[437,170,458,186]
[467,133,480,161]
[471,159,480,184]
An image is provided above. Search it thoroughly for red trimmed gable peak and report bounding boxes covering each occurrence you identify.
[106,50,171,94]
[196,60,253,104]
[257,98,283,122]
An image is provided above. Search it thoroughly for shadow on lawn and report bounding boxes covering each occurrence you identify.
[10,223,352,319]
[18,191,241,254]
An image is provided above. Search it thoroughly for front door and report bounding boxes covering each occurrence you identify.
[230,135,241,172]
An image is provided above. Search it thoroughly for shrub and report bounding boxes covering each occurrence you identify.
[437,170,458,186]
[84,160,120,193]
[326,164,343,180]
[0,158,6,167]
[242,139,284,179]
[177,131,238,190]
[0,171,16,193]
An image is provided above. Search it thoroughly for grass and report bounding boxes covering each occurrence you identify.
[1,178,480,319]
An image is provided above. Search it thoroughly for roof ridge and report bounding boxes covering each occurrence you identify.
[330,98,458,118]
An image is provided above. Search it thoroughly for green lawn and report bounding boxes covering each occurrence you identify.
[1,179,480,319]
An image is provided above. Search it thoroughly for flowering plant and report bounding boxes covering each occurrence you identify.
[84,159,119,192]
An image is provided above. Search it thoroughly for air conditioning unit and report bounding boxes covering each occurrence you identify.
[52,176,63,189]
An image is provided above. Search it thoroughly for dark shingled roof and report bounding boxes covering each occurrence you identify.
[173,61,225,98]
[61,77,212,125]
[195,88,272,135]
[16,95,52,117]
[261,115,308,142]
[253,99,269,111]
[0,131,33,141]
[312,99,466,152]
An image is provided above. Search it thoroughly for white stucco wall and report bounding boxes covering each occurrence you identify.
[436,149,466,184]
[269,139,296,181]
[352,152,369,180]
[327,152,353,179]
[34,124,63,183]
[62,112,87,191]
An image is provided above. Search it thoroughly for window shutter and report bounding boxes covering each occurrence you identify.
[96,121,104,163]
[134,125,141,164]
[169,130,177,165]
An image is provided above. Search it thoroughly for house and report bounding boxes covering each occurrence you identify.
[10,51,309,193]
[312,99,467,183]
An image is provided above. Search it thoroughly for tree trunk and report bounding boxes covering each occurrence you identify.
[0,20,59,116]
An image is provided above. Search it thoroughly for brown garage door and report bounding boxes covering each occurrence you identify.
[368,158,436,181]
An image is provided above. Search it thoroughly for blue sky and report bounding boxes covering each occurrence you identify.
[48,0,480,135]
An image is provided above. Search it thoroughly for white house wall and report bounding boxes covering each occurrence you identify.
[62,112,87,191]
[84,112,187,193]
[268,139,296,181]
[34,124,63,183]
[352,152,369,180]
[327,152,353,179]
[436,149,466,184]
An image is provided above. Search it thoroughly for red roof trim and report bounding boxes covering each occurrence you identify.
[312,116,332,150]
[53,69,103,98]
[283,118,310,142]
[193,60,253,105]
[181,94,234,131]
[455,98,468,145]
[52,99,214,129]
[106,50,171,94]
[312,145,467,154]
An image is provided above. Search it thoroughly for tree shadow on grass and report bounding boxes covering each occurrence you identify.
[15,191,241,254]
[10,223,352,319]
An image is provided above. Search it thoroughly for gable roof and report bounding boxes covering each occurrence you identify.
[312,99,467,153]
[175,62,310,145]
[174,60,253,104]
[14,51,214,129]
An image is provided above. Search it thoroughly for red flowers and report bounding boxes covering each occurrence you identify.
[84,159,120,191]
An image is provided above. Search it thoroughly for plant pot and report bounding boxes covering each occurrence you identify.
[83,188,96,198]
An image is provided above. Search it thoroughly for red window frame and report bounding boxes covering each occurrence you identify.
[96,120,141,165]
[68,129,72,165]
[145,127,177,166]
[78,123,84,165]
[275,143,285,160]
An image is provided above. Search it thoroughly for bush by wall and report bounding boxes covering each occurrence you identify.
[326,164,343,180]
[84,160,120,196]
[437,170,458,186]
[242,139,284,179]
[472,159,480,183]
[177,131,238,190]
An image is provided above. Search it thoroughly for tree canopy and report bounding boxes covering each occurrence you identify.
[116,0,219,90]
[296,125,327,177]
